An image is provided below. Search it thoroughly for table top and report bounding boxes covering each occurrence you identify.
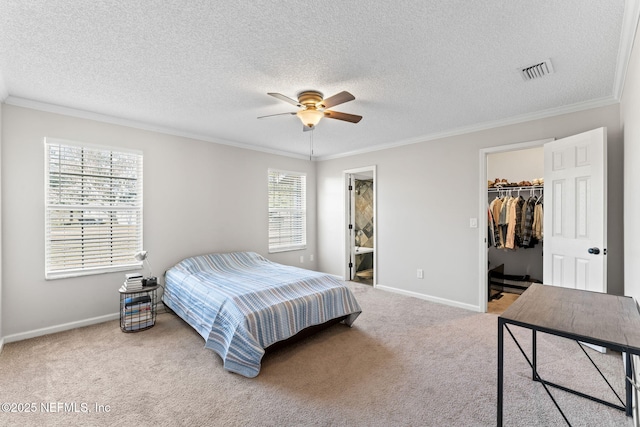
[500,283,640,352]
[118,283,159,294]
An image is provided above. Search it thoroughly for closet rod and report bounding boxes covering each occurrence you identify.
[487,185,543,193]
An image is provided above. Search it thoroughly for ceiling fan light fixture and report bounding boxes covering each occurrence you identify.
[296,108,324,128]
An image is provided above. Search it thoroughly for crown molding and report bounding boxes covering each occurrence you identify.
[0,73,8,102]
[316,96,619,161]
[3,96,311,161]
[3,93,621,163]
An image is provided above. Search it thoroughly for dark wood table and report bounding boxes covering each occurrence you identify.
[497,283,640,426]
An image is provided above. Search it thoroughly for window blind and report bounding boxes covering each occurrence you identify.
[268,169,306,252]
[45,139,143,279]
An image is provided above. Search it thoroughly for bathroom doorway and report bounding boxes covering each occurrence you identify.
[344,166,376,286]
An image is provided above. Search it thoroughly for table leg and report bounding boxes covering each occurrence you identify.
[532,329,537,381]
[498,318,504,426]
[625,352,632,417]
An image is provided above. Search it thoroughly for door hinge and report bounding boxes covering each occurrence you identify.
[348,224,353,230]
[348,185,353,191]
[604,248,607,255]
[349,262,353,268]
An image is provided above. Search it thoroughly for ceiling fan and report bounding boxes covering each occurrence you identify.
[258,90,362,131]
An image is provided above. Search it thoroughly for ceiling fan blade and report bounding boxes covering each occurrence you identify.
[324,110,362,123]
[268,93,303,108]
[318,91,355,109]
[257,112,297,119]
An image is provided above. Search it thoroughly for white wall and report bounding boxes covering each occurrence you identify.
[1,104,317,339]
[0,101,3,350]
[623,23,640,301]
[317,104,624,310]
[619,16,640,423]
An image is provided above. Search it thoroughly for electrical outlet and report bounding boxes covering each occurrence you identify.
[470,217,478,228]
[417,269,424,279]
[300,255,304,263]
[310,254,314,261]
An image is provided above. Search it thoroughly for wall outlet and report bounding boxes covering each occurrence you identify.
[470,217,478,228]
[417,269,424,279]
[310,254,314,261]
[300,255,304,263]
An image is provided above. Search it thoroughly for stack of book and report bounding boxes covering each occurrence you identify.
[120,273,143,292]
[122,295,153,331]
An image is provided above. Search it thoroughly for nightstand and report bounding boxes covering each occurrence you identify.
[119,284,159,332]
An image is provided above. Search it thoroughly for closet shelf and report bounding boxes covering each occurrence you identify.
[488,185,543,193]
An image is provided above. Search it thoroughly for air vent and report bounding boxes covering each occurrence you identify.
[519,59,554,81]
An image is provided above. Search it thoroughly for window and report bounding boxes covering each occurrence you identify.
[45,138,143,279]
[268,169,306,252]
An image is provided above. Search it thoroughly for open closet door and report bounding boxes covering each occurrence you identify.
[543,127,607,293]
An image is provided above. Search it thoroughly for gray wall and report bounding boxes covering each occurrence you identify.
[316,104,623,310]
[0,89,631,338]
[623,21,640,301]
[1,105,317,339]
[0,101,3,348]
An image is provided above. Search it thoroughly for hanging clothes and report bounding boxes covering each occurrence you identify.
[499,196,512,248]
[488,187,544,250]
[505,196,519,249]
[488,207,496,248]
[521,196,538,247]
[514,196,525,247]
[489,197,503,248]
[533,196,544,240]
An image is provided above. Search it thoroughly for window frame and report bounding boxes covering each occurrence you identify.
[44,138,143,279]
[268,168,307,253]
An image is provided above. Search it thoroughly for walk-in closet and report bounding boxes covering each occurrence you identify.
[487,146,544,313]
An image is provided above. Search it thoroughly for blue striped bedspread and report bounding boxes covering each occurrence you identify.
[162,251,362,377]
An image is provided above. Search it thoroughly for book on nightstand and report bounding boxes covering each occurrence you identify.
[122,273,144,291]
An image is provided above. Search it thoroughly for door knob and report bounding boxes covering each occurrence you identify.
[588,247,600,255]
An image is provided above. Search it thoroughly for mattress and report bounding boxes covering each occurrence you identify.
[162,251,362,377]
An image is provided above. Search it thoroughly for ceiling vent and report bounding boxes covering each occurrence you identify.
[519,59,554,81]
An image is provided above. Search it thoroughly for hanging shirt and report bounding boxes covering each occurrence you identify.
[533,202,544,240]
[488,207,496,248]
[514,196,525,247]
[521,196,537,247]
[505,197,519,249]
[495,197,507,248]
[499,197,512,248]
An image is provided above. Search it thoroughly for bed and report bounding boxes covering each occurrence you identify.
[162,251,362,377]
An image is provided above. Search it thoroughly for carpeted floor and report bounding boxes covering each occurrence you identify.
[0,282,633,426]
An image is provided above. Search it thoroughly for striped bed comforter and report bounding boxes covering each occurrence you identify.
[162,251,362,377]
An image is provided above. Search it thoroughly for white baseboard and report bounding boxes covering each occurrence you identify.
[0,336,4,353]
[3,313,119,344]
[374,284,481,312]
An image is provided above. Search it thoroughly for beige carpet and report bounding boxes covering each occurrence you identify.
[0,282,633,426]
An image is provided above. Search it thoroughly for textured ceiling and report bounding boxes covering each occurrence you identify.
[0,1,636,159]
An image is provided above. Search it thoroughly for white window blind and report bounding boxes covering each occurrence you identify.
[45,138,143,279]
[268,169,306,252]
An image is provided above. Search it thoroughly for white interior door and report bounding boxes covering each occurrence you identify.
[348,174,356,280]
[543,127,607,293]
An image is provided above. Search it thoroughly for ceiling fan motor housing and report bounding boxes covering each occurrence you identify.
[297,91,324,107]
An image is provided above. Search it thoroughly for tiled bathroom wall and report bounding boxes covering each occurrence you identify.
[354,179,374,248]
[354,179,374,275]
